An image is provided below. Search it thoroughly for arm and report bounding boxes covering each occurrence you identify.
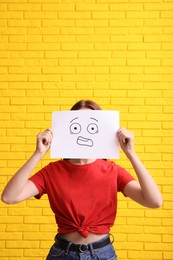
[117,128,163,208]
[1,129,53,204]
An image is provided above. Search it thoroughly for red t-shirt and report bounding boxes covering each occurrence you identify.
[29,159,135,238]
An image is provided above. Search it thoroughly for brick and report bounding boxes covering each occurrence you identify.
[110,20,143,27]
[95,27,128,35]
[127,217,161,226]
[26,89,57,98]
[62,74,95,82]
[60,90,92,97]
[129,27,162,35]
[79,51,111,58]
[9,67,41,74]
[29,74,61,82]
[95,43,127,51]
[6,241,39,249]
[0,51,9,58]
[164,27,173,34]
[42,20,75,28]
[43,35,75,43]
[45,51,77,59]
[146,35,173,43]
[0,249,23,257]
[9,207,42,216]
[128,251,162,259]
[144,19,173,27]
[59,58,92,66]
[76,4,108,11]
[147,51,173,59]
[128,234,161,242]
[0,74,27,82]
[0,11,23,19]
[61,27,94,35]
[59,12,91,19]
[127,11,159,19]
[23,232,54,241]
[11,98,43,105]
[62,43,94,51]
[9,35,26,43]
[6,223,39,233]
[11,51,44,59]
[128,43,161,50]
[42,4,75,11]
[94,90,127,98]
[145,67,163,75]
[75,20,108,28]
[24,249,48,257]
[0,58,24,66]
[97,74,129,82]
[0,43,26,51]
[0,28,26,35]
[127,59,160,66]
[130,75,162,82]
[77,66,109,74]
[110,66,143,74]
[27,27,60,35]
[164,106,173,113]
[142,129,165,137]
[28,43,60,51]
[145,242,173,251]
[92,11,125,19]
[111,35,142,43]
[0,233,22,240]
[8,20,41,27]
[8,4,41,11]
[164,252,173,260]
[0,216,23,224]
[76,82,109,90]
[111,98,144,106]
[144,3,173,11]
[110,3,143,11]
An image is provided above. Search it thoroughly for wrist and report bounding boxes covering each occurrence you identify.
[33,150,45,160]
[126,150,138,161]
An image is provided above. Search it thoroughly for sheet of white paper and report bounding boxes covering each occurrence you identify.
[51,110,120,159]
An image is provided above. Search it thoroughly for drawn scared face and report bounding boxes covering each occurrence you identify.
[69,117,99,147]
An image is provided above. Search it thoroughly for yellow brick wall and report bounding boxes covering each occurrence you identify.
[0,0,172,259]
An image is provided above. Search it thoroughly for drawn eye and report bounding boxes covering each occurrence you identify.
[87,123,99,134]
[70,123,81,134]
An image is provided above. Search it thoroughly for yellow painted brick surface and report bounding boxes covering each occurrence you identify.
[0,0,172,259]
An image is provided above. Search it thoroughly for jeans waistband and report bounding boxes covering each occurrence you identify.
[54,234,113,253]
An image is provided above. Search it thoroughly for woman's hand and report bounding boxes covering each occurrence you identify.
[35,128,53,157]
[117,127,135,158]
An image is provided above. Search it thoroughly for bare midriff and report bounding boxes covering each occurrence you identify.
[62,232,108,244]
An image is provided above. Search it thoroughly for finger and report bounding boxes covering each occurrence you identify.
[117,130,126,143]
[40,130,53,146]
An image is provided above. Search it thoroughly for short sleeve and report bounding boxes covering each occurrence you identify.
[117,165,135,195]
[29,166,48,199]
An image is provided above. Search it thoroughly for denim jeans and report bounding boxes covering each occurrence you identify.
[46,234,117,260]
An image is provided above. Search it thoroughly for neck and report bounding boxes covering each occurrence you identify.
[69,158,96,165]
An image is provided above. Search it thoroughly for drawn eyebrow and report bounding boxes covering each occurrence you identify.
[70,117,79,123]
[90,117,98,122]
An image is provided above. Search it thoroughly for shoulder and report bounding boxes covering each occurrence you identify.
[96,159,120,173]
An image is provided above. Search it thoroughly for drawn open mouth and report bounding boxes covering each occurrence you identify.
[77,136,93,147]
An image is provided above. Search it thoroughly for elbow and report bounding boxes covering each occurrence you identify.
[1,193,15,204]
[149,197,163,209]
[153,200,163,209]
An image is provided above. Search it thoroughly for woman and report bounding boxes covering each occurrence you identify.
[1,100,162,260]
